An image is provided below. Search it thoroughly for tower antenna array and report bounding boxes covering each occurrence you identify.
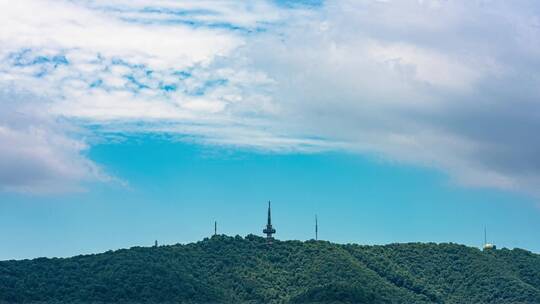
[263,201,276,243]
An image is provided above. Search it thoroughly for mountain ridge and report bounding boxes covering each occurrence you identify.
[1,235,539,303]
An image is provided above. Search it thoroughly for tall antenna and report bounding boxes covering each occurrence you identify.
[214,221,217,236]
[263,201,276,243]
[482,226,497,251]
[315,215,318,241]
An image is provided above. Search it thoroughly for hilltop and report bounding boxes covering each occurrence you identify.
[1,235,540,303]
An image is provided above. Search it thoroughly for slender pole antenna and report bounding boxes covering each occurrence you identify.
[214,221,217,236]
[315,215,318,241]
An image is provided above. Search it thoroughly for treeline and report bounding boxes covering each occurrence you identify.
[1,235,539,303]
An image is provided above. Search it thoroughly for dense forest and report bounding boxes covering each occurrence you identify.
[1,235,540,303]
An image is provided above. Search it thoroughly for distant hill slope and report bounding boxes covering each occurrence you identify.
[1,235,539,303]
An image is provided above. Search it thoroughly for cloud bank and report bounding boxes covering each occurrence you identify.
[1,0,539,195]
[0,89,108,193]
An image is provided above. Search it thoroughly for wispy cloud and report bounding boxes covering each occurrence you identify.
[1,0,539,196]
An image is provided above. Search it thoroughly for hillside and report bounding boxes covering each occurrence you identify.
[1,235,540,303]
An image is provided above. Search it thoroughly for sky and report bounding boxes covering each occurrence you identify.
[1,0,540,260]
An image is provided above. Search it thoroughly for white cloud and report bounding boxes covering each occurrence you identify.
[240,0,540,195]
[366,41,482,89]
[1,0,540,196]
[0,89,109,193]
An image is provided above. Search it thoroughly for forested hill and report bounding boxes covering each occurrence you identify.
[1,235,540,304]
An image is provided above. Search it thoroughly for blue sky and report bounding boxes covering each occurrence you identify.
[1,136,539,260]
[1,0,540,259]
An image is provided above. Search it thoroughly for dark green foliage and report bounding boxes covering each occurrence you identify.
[1,236,539,303]
[290,283,388,304]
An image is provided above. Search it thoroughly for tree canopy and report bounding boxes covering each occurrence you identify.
[1,235,539,303]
